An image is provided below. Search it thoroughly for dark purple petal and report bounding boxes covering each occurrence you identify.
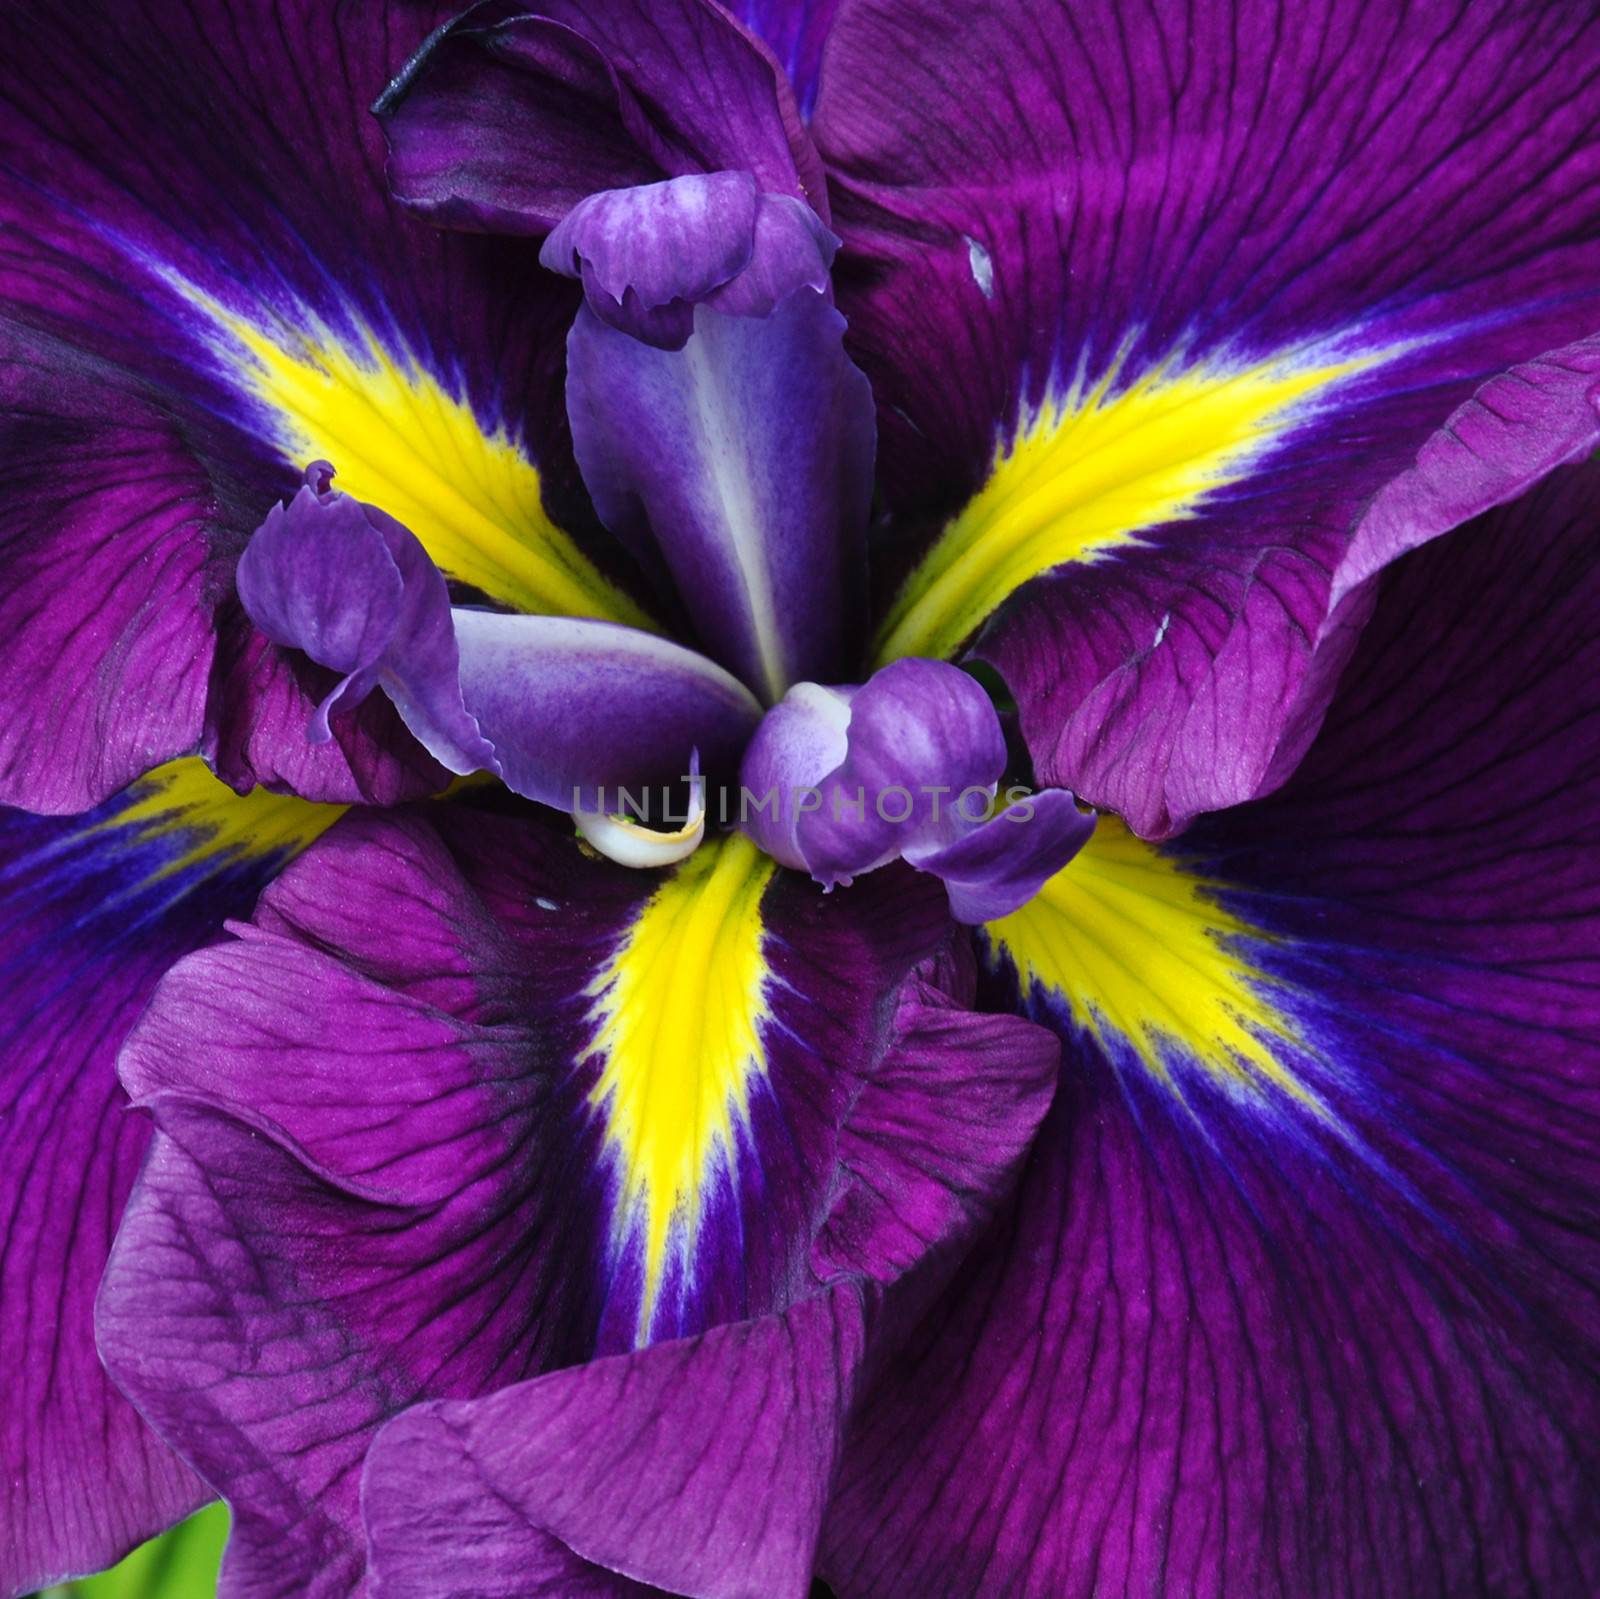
[815,0,1600,834]
[98,806,971,1592]
[0,334,214,813]
[740,660,1093,920]
[822,460,1600,1597]
[379,0,829,232]
[377,9,664,236]
[729,0,842,118]
[363,941,1058,1598]
[0,1,633,809]
[0,759,340,1593]
[564,281,873,700]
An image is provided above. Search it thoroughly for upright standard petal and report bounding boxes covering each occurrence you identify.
[0,760,341,1595]
[815,0,1600,833]
[378,0,828,232]
[100,800,1049,1594]
[552,175,874,700]
[0,0,642,810]
[822,461,1600,1597]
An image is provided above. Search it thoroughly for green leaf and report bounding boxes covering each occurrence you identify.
[37,1503,229,1598]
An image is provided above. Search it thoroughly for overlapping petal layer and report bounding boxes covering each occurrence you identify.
[378,0,828,232]
[362,941,1059,1598]
[821,461,1600,1596]
[237,472,761,812]
[815,0,1600,833]
[0,760,341,1594]
[0,0,632,810]
[99,802,1054,1594]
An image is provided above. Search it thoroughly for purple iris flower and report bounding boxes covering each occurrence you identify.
[2,1,1600,1596]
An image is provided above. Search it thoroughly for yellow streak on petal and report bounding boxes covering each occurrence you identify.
[183,286,652,627]
[874,344,1380,665]
[985,816,1309,1106]
[104,756,346,883]
[581,833,776,1342]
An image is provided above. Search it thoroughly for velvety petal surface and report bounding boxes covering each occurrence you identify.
[98,797,1052,1595]
[362,939,1059,1599]
[379,0,828,232]
[815,0,1600,833]
[0,0,640,810]
[821,460,1600,1596]
[0,760,341,1595]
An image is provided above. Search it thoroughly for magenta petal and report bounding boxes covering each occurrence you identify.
[818,0,1600,834]
[364,1287,869,1599]
[0,0,596,809]
[823,461,1600,1597]
[97,803,1000,1593]
[362,940,1059,1599]
[0,762,337,1593]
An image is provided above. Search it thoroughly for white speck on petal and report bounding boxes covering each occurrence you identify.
[964,234,995,299]
[535,896,560,911]
[1153,611,1172,648]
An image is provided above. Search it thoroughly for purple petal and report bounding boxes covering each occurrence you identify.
[236,474,761,815]
[565,285,873,700]
[0,1,628,809]
[815,0,1600,834]
[822,460,1600,1595]
[541,171,763,348]
[362,939,1058,1598]
[378,0,828,233]
[729,0,842,118]
[796,659,1009,883]
[0,759,339,1593]
[904,788,1095,926]
[98,806,966,1592]
[451,610,763,810]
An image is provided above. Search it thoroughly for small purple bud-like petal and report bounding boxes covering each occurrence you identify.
[739,658,1092,920]
[235,487,404,687]
[541,171,762,349]
[238,470,496,773]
